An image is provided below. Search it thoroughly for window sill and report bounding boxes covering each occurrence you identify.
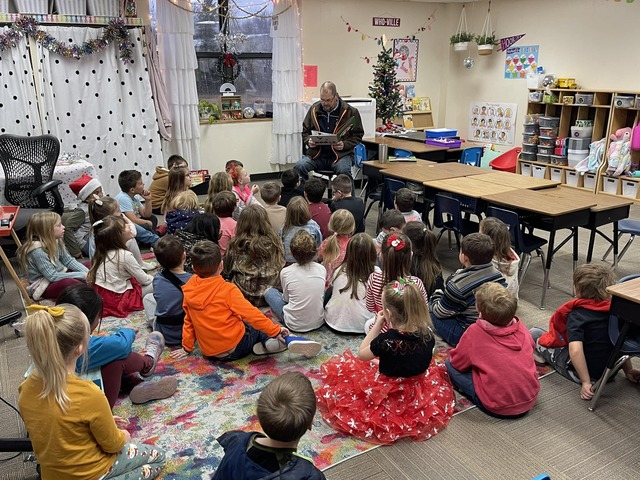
[199,118,272,125]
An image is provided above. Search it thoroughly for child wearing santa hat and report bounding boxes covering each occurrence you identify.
[61,174,104,258]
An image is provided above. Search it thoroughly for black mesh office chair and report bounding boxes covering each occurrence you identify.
[0,134,63,230]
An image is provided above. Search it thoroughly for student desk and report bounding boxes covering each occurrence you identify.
[471,171,561,190]
[362,136,451,162]
[482,188,597,309]
[378,161,486,183]
[0,206,31,306]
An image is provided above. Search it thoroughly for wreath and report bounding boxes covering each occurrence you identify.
[217,52,241,83]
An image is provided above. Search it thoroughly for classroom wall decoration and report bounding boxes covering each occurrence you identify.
[469,102,518,146]
[393,39,418,82]
[504,45,538,79]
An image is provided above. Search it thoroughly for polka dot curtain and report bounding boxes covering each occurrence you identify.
[36,26,162,196]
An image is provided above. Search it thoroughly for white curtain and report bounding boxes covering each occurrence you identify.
[0,31,42,137]
[36,26,162,196]
[155,0,200,168]
[270,0,304,165]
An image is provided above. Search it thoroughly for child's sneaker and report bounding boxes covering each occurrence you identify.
[141,260,158,271]
[141,332,165,378]
[285,336,321,358]
[253,338,287,355]
[532,352,546,366]
[130,376,178,404]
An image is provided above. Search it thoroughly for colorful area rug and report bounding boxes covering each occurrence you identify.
[101,310,553,479]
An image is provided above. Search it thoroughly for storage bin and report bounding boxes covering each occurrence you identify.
[522,143,538,154]
[566,170,579,186]
[603,176,619,195]
[55,0,85,14]
[528,91,543,102]
[575,119,593,128]
[539,127,558,137]
[520,152,537,161]
[538,145,555,155]
[568,149,589,167]
[571,126,593,138]
[88,0,118,16]
[550,167,564,182]
[543,94,559,104]
[537,154,550,163]
[539,136,556,147]
[522,133,539,145]
[539,116,560,128]
[556,137,570,147]
[575,93,594,105]
[555,147,568,156]
[520,162,532,176]
[425,128,457,138]
[568,137,591,150]
[614,95,635,108]
[583,173,596,189]
[551,155,568,166]
[524,113,544,124]
[526,74,543,89]
[523,123,539,134]
[622,180,639,198]
[15,0,49,13]
[562,96,575,105]
[533,165,547,178]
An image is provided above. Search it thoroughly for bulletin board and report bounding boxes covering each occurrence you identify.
[469,102,518,145]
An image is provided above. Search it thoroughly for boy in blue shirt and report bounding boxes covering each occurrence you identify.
[115,169,159,247]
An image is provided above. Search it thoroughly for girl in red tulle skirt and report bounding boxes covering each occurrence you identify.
[317,280,456,445]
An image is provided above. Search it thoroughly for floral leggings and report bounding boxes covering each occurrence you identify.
[102,443,165,480]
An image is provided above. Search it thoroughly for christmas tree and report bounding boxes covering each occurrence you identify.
[368,46,403,130]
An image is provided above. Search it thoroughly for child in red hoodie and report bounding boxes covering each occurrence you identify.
[446,282,539,418]
[530,264,640,400]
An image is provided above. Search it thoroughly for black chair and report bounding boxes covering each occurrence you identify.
[433,194,478,249]
[0,134,63,230]
[485,206,548,285]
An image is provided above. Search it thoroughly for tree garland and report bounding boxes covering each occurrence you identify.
[217,52,241,83]
[0,16,133,64]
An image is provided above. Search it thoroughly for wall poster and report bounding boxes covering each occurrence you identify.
[393,38,418,82]
[504,45,539,79]
[469,102,518,145]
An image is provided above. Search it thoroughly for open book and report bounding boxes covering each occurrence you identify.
[309,116,357,145]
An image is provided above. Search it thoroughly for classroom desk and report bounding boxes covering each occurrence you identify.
[482,188,596,309]
[589,276,640,411]
[362,136,451,161]
[363,159,437,170]
[472,171,561,190]
[379,161,486,183]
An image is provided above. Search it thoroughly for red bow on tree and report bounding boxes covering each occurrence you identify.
[223,53,236,67]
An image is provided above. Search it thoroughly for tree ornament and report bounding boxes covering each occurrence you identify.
[463,57,475,69]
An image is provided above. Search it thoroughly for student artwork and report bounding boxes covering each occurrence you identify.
[504,45,539,79]
[469,102,518,146]
[393,39,418,82]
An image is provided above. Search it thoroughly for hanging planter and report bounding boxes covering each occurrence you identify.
[450,5,473,53]
[476,2,498,56]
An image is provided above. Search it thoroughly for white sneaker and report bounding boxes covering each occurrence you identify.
[141,332,165,377]
[141,261,158,271]
[253,338,287,355]
[286,336,322,358]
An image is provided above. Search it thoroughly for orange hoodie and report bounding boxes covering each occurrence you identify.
[181,275,281,356]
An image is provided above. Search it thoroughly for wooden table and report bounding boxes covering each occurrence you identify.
[472,171,561,190]
[363,159,436,170]
[362,136,451,161]
[0,206,31,306]
[589,276,640,411]
[483,188,597,308]
[379,161,486,183]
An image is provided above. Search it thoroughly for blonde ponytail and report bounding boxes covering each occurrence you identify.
[382,282,432,339]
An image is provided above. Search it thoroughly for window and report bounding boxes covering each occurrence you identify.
[193,0,273,107]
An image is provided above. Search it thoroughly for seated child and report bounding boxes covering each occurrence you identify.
[330,174,365,233]
[260,181,287,233]
[318,209,355,288]
[374,209,406,255]
[394,187,421,223]
[204,171,233,214]
[165,190,200,235]
[61,173,104,258]
[211,191,238,256]
[279,196,322,264]
[19,304,166,480]
[531,264,640,400]
[479,217,520,298]
[17,211,88,300]
[57,284,176,408]
[145,235,193,346]
[429,232,506,347]
[278,168,304,207]
[170,241,321,361]
[174,213,221,273]
[213,372,326,480]
[89,216,154,318]
[149,154,188,214]
[115,169,159,247]
[325,233,379,334]
[161,166,192,214]
[265,231,326,333]
[403,221,444,297]
[227,163,262,218]
[223,205,285,307]
[304,177,331,239]
[446,282,540,418]
[317,281,455,445]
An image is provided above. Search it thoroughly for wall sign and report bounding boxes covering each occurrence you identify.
[372,17,401,27]
[469,102,518,146]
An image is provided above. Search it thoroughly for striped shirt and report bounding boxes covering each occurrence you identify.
[365,271,429,313]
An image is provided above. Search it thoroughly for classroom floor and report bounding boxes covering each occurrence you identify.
[1,187,640,479]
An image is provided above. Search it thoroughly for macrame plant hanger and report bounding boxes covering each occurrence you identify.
[452,4,470,52]
[478,1,495,56]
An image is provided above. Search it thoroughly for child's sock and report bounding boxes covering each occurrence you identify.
[252,338,287,356]
[285,336,321,358]
[140,332,165,378]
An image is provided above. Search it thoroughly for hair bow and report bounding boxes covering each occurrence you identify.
[92,196,103,205]
[27,304,65,317]
[386,234,406,251]
[390,277,415,294]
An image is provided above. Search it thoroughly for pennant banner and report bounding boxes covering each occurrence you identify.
[498,34,525,52]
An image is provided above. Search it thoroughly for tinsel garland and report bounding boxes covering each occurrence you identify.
[217,52,241,83]
[0,16,133,64]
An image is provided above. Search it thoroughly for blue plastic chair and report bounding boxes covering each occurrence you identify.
[459,146,484,167]
[433,194,479,250]
[353,143,368,194]
[601,219,640,264]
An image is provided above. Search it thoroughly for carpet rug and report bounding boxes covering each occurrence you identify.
[100,310,554,479]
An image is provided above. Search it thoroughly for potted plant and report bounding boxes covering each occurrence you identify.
[198,100,220,123]
[450,32,474,52]
[475,32,498,56]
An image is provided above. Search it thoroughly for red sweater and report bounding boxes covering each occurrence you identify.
[538,298,611,348]
[448,317,540,416]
